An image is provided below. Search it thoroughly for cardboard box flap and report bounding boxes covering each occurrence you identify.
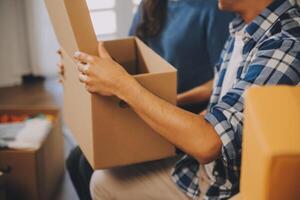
[135,38,176,73]
[62,52,95,167]
[104,38,137,75]
[64,0,98,55]
[135,72,177,104]
[45,0,98,57]
[104,37,177,76]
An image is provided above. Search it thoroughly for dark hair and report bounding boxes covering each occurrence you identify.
[135,0,168,41]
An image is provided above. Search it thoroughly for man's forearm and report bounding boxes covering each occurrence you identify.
[119,78,221,164]
[177,79,213,106]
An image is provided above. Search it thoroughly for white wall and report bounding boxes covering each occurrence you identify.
[88,0,138,40]
[24,0,60,77]
[0,0,30,87]
[0,0,60,87]
[115,0,136,37]
[0,0,138,87]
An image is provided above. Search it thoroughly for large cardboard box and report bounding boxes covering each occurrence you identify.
[0,107,64,200]
[239,86,300,200]
[45,0,177,169]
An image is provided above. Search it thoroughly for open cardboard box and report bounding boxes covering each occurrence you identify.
[0,107,64,200]
[45,0,177,169]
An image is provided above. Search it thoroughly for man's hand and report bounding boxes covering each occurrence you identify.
[74,42,135,97]
[57,49,64,83]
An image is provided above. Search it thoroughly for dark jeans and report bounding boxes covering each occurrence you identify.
[66,102,207,199]
[179,101,208,114]
[66,147,93,200]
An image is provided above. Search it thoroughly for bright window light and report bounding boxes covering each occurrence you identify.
[133,6,138,14]
[86,0,115,10]
[132,0,141,14]
[90,11,117,35]
[132,0,142,5]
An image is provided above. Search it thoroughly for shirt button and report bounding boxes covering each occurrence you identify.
[214,171,219,176]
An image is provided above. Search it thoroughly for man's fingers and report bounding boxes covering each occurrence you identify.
[199,110,207,116]
[57,63,64,76]
[98,42,111,59]
[78,73,88,83]
[57,62,63,69]
[77,63,90,75]
[57,48,63,58]
[74,51,95,63]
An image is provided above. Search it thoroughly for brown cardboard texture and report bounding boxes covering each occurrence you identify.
[240,87,300,200]
[45,0,177,169]
[0,107,64,200]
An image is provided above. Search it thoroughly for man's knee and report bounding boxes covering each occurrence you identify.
[90,171,112,200]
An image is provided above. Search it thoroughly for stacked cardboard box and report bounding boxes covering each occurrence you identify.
[0,107,64,200]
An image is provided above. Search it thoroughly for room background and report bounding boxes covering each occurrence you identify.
[0,0,141,87]
[1,0,299,88]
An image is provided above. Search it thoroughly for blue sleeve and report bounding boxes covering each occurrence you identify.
[128,2,143,36]
[206,2,234,67]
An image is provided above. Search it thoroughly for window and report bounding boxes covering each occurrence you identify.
[87,0,117,37]
[87,0,141,39]
[90,11,117,35]
[132,0,142,13]
[87,0,115,10]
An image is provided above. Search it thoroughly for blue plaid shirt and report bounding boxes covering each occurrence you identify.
[172,0,300,199]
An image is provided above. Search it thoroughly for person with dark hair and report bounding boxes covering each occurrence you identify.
[63,0,234,199]
[130,0,234,113]
[73,0,300,199]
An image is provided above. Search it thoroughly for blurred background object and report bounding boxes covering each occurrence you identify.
[0,1,142,199]
[0,107,64,200]
[0,0,141,87]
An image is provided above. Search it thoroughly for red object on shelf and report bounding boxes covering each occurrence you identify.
[0,114,29,123]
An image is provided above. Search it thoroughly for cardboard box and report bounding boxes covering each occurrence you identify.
[0,107,64,200]
[230,194,241,200]
[239,86,300,200]
[45,0,177,169]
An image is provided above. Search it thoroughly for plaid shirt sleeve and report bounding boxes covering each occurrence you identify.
[205,37,300,165]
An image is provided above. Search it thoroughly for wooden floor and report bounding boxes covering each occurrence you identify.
[0,77,63,107]
[0,77,79,200]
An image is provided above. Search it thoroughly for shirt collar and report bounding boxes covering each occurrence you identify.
[229,0,297,42]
